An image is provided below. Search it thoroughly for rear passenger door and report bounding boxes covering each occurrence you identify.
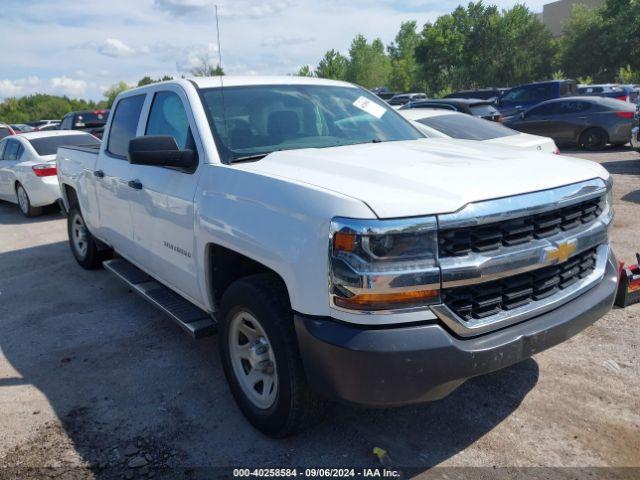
[94,94,146,255]
[127,86,203,304]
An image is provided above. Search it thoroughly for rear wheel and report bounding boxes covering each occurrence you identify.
[219,273,326,437]
[67,206,109,269]
[16,183,42,217]
[579,128,608,151]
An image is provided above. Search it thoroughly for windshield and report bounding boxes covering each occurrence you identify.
[200,84,422,162]
[417,114,518,140]
[29,134,100,156]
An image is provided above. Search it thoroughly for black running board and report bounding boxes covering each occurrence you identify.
[103,258,216,339]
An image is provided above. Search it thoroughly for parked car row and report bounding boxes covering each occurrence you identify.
[0,130,100,216]
[0,109,110,140]
[383,77,638,149]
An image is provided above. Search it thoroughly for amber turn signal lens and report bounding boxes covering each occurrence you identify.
[334,289,439,311]
[333,232,357,252]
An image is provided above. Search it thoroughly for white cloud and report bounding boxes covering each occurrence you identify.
[152,0,296,19]
[98,38,136,57]
[260,36,316,48]
[0,0,551,101]
[0,76,41,99]
[50,76,88,97]
[176,42,220,72]
[0,80,24,98]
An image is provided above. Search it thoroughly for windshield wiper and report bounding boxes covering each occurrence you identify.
[231,153,271,163]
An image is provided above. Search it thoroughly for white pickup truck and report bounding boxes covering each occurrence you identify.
[57,77,618,437]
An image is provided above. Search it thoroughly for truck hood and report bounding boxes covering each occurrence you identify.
[239,139,608,218]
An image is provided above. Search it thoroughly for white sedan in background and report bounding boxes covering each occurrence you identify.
[0,130,100,217]
[400,108,560,153]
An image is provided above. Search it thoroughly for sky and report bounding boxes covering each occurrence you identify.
[0,0,549,101]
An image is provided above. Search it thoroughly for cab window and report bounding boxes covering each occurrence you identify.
[145,91,194,151]
[107,94,145,158]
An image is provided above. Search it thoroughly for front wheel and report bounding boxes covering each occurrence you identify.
[67,206,108,269]
[219,273,326,437]
[16,183,42,217]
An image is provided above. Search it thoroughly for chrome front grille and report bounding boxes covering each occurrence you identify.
[442,247,598,321]
[439,197,603,257]
[432,178,613,337]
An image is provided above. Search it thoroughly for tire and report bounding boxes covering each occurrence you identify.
[219,273,326,437]
[579,128,608,151]
[15,183,42,217]
[67,205,108,269]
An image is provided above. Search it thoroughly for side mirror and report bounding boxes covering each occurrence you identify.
[128,136,195,169]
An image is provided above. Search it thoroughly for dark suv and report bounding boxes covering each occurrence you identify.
[497,80,577,117]
[59,109,110,139]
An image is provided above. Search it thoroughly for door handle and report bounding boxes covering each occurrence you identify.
[93,170,104,178]
[127,179,143,190]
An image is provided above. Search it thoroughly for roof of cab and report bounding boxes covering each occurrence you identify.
[188,75,355,89]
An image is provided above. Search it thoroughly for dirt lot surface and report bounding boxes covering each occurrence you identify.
[0,148,638,479]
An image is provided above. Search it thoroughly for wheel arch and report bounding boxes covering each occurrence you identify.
[60,183,79,211]
[205,243,292,312]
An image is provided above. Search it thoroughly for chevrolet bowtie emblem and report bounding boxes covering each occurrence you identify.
[546,242,577,263]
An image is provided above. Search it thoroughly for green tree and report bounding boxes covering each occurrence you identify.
[190,54,225,76]
[557,5,608,81]
[387,21,421,92]
[346,35,390,88]
[616,65,640,84]
[315,50,348,80]
[137,75,175,87]
[296,65,314,77]
[137,76,155,87]
[559,0,640,82]
[103,81,131,108]
[415,2,555,95]
[0,94,99,123]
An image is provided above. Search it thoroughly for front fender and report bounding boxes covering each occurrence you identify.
[194,165,375,316]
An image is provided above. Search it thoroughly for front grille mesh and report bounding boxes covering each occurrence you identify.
[442,247,598,321]
[439,197,603,257]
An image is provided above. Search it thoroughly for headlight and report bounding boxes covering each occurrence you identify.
[329,217,440,312]
[603,177,614,224]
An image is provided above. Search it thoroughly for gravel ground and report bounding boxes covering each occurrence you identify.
[0,147,638,480]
